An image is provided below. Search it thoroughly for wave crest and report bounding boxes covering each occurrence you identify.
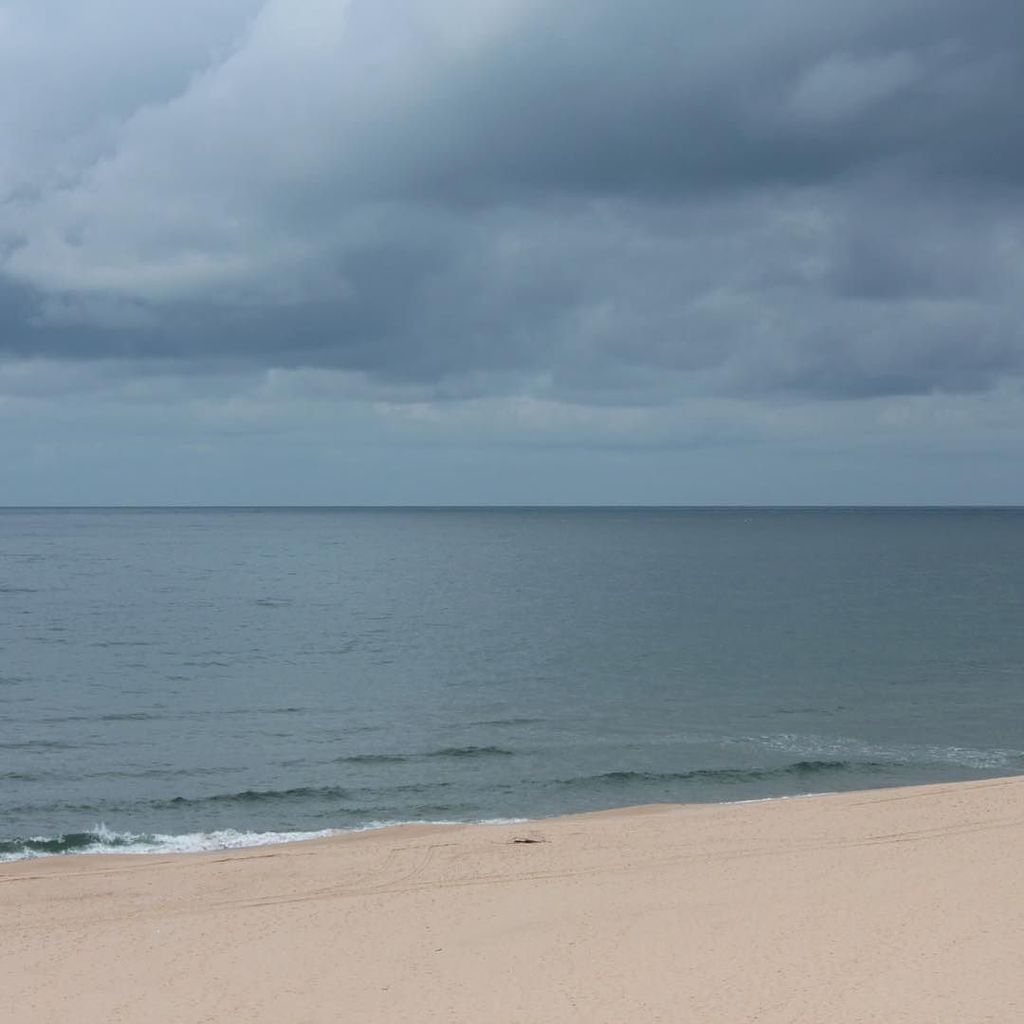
[0,824,338,862]
[559,759,889,788]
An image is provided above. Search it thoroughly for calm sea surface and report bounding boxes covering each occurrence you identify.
[1,507,1022,859]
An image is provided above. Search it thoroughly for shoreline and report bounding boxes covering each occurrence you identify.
[3,775,1023,1022]
[0,772,1020,865]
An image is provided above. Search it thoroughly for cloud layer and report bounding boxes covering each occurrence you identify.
[2,1,1024,503]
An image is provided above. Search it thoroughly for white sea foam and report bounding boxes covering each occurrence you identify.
[348,817,527,833]
[741,733,1023,771]
[0,825,338,862]
[0,818,529,862]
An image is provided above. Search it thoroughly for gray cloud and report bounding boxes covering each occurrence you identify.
[1,0,1023,407]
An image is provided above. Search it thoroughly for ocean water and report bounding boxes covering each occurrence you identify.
[2,507,1023,861]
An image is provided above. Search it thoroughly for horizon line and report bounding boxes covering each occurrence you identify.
[3,504,1024,512]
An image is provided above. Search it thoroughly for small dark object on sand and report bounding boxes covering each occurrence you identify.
[511,836,545,844]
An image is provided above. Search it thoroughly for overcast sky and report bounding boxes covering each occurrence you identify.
[2,0,1023,504]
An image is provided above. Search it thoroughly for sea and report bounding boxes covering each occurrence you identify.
[2,507,1022,861]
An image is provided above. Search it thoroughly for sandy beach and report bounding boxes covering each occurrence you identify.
[3,775,1022,1023]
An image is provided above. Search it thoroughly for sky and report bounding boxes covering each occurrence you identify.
[2,0,1023,505]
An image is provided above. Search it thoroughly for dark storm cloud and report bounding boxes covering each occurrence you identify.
[1,0,1023,402]
[389,0,1024,202]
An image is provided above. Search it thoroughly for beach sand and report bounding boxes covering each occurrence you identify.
[3,775,1022,1023]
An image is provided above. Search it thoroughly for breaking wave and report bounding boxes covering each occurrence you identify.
[0,824,337,862]
[0,818,526,863]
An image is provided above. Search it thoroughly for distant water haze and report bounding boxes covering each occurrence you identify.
[1,507,1022,860]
